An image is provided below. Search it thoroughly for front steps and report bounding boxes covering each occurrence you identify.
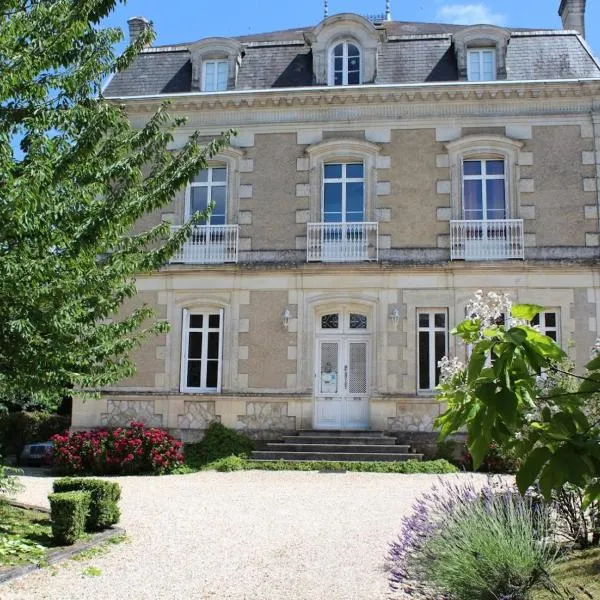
[250,430,423,462]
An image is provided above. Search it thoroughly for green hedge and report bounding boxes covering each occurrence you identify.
[184,422,255,468]
[53,478,121,531]
[205,457,459,473]
[0,412,70,461]
[48,491,90,545]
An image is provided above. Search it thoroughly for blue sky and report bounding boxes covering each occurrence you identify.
[103,1,599,57]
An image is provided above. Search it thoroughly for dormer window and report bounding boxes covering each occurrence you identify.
[467,48,496,81]
[330,41,361,86]
[453,26,510,82]
[203,60,228,92]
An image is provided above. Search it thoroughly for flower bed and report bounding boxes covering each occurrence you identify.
[52,422,184,475]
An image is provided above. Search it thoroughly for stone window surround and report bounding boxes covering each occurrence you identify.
[304,13,384,86]
[180,307,224,394]
[453,25,511,81]
[305,138,380,222]
[171,295,234,394]
[184,147,244,225]
[445,134,524,220]
[189,37,244,92]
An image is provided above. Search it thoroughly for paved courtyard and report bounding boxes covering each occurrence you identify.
[2,471,486,600]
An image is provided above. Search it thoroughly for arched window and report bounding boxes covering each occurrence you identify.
[330,41,361,86]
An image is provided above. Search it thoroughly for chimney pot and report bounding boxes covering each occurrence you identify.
[558,0,586,38]
[127,16,151,45]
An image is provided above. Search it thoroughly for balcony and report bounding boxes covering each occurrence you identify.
[170,225,239,264]
[450,219,524,261]
[307,222,378,262]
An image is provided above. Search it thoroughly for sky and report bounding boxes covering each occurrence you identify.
[102,0,600,58]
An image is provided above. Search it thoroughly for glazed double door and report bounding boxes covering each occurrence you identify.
[314,337,369,430]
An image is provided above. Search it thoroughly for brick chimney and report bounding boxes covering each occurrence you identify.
[558,0,586,37]
[127,16,151,45]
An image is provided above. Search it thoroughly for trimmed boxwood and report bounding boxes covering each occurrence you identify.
[53,477,121,531]
[48,490,91,545]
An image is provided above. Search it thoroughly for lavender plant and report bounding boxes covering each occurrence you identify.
[388,478,559,600]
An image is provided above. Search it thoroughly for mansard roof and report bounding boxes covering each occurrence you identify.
[104,17,600,98]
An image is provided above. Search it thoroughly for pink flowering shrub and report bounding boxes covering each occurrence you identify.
[51,422,184,475]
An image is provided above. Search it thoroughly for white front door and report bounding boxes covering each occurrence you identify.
[314,336,369,430]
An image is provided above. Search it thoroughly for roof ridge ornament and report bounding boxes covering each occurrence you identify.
[386,0,392,21]
[324,0,329,19]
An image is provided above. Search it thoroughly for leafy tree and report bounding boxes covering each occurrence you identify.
[0,0,230,409]
[436,291,600,506]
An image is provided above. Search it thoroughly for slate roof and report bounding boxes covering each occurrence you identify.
[104,19,600,98]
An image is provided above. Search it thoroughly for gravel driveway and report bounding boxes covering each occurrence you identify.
[2,471,487,600]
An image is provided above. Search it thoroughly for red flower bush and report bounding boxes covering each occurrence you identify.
[51,422,184,475]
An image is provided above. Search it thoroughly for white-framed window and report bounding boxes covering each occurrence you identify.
[181,310,223,392]
[187,166,227,225]
[532,311,560,343]
[322,163,364,223]
[467,48,496,81]
[202,60,228,92]
[329,41,361,86]
[463,159,506,220]
[417,309,448,392]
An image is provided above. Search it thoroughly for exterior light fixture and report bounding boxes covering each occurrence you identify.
[282,308,291,329]
[390,307,400,330]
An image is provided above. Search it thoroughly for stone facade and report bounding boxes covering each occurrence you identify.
[71,9,600,439]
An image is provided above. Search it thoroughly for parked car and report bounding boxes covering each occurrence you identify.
[20,441,53,467]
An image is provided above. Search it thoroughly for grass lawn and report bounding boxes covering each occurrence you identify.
[0,501,54,568]
[533,548,600,600]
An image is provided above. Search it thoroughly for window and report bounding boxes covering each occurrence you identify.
[202,60,228,92]
[323,163,364,223]
[181,311,223,392]
[467,48,496,81]
[417,310,448,392]
[187,166,227,225]
[532,311,559,343]
[330,42,361,86]
[463,159,506,220]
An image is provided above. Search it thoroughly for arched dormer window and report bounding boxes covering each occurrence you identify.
[305,13,384,86]
[330,40,361,86]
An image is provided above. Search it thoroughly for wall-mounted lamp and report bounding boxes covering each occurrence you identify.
[390,307,400,330]
[282,308,291,329]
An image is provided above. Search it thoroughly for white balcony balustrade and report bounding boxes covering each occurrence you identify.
[450,219,524,260]
[307,222,379,262]
[170,225,239,264]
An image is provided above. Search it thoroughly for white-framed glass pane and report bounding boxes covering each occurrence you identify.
[211,167,227,182]
[349,314,367,329]
[486,180,506,219]
[320,341,339,394]
[348,342,367,394]
[468,51,481,81]
[532,311,559,343]
[346,163,363,178]
[188,166,228,225]
[334,43,344,57]
[464,180,483,219]
[346,183,364,213]
[216,62,228,90]
[210,186,227,225]
[321,314,339,329]
[464,160,481,176]
[192,169,209,183]
[486,160,504,175]
[190,187,208,214]
[324,164,342,178]
[482,50,494,80]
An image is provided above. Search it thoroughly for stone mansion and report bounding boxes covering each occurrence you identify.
[72,0,600,440]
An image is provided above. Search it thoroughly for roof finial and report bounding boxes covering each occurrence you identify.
[324,0,329,18]
[385,0,392,20]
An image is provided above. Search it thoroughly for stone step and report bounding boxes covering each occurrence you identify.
[266,443,411,454]
[296,430,386,438]
[281,435,397,445]
[250,451,423,462]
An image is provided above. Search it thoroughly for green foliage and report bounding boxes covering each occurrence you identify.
[203,457,458,473]
[437,301,600,504]
[53,478,120,531]
[0,503,50,566]
[0,412,69,460]
[418,491,558,600]
[48,491,91,545]
[0,1,231,408]
[82,565,102,577]
[185,422,255,467]
[0,460,22,496]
